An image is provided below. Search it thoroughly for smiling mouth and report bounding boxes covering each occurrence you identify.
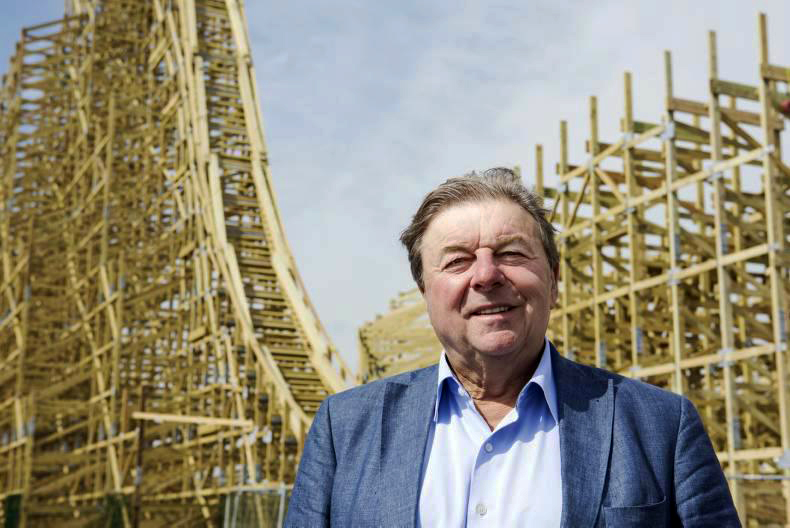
[473,306,513,316]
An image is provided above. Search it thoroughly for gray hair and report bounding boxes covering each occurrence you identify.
[400,167,558,291]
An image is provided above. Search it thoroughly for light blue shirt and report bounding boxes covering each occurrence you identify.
[417,339,562,527]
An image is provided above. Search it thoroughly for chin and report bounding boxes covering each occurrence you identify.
[472,338,521,357]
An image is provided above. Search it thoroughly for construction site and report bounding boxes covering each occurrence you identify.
[0,0,788,526]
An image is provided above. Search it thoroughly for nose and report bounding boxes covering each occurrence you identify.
[470,250,504,291]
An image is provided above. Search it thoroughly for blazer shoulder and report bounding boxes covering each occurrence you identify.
[312,364,438,457]
[323,364,438,411]
[559,356,683,411]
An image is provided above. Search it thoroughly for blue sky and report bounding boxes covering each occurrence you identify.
[3,1,789,372]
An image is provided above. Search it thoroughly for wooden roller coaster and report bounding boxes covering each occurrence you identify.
[2,1,789,526]
[359,14,790,527]
[0,0,350,526]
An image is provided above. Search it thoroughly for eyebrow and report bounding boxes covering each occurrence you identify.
[438,235,531,256]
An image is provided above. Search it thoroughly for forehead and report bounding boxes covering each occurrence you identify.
[422,199,539,249]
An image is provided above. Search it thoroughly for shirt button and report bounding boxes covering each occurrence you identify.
[475,503,487,516]
[484,442,493,453]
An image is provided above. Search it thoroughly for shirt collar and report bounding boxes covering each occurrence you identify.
[433,338,558,424]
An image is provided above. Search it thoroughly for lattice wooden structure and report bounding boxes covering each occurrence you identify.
[359,14,790,526]
[358,289,440,383]
[0,0,350,526]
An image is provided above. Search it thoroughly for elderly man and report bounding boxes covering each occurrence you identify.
[286,168,739,527]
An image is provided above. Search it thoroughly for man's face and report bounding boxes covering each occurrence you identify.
[420,199,558,361]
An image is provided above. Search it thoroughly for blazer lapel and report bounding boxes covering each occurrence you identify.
[379,366,438,526]
[552,347,614,528]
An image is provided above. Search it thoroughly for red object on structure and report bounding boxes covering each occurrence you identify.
[781,98,790,116]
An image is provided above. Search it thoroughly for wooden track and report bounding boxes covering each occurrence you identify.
[0,1,350,526]
[359,15,790,527]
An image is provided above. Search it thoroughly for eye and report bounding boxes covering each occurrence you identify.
[498,250,528,263]
[443,257,469,271]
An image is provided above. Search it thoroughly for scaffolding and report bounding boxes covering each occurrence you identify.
[0,0,350,526]
[359,14,790,526]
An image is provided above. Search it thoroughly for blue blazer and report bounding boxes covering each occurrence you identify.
[286,346,740,527]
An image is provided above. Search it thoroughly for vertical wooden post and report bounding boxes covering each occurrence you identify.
[559,121,571,359]
[663,51,685,395]
[622,72,642,373]
[589,96,605,369]
[707,30,743,520]
[757,13,790,522]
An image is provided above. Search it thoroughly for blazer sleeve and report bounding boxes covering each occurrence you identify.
[285,398,336,527]
[673,396,741,527]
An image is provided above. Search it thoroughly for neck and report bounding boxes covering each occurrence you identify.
[446,340,545,406]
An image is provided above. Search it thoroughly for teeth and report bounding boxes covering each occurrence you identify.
[477,306,509,315]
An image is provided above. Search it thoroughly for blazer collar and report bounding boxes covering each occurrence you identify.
[377,345,614,527]
[379,365,438,526]
[551,344,614,528]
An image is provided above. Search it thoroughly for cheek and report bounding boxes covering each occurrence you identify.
[426,277,466,314]
[515,278,555,310]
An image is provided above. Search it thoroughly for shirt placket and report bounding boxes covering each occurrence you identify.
[467,438,495,525]
[462,389,521,526]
